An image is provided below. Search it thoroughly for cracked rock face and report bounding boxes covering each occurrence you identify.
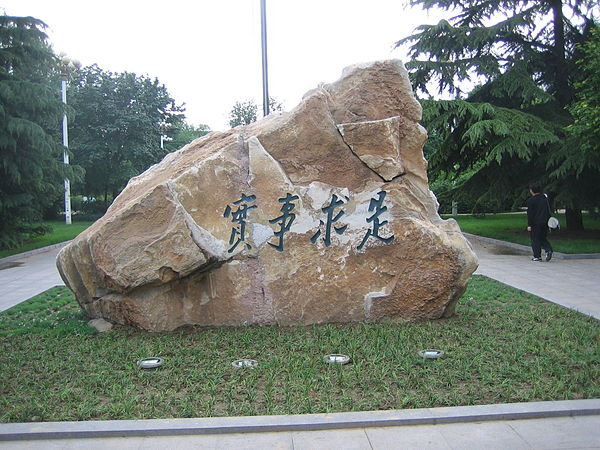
[56,60,478,331]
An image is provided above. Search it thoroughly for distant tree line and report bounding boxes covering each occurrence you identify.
[0,15,210,249]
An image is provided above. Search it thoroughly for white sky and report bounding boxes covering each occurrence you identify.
[1,0,447,131]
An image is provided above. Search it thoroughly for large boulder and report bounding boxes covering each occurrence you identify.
[57,60,478,331]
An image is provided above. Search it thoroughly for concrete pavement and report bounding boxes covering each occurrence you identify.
[0,243,66,312]
[1,399,599,449]
[466,233,600,320]
[0,236,599,449]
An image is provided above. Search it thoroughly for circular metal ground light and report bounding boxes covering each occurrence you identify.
[418,349,444,359]
[137,357,164,369]
[232,359,258,369]
[323,354,351,365]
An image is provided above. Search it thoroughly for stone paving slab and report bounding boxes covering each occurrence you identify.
[1,399,598,441]
[1,415,599,449]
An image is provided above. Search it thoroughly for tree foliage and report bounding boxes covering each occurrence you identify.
[68,65,185,204]
[164,122,211,152]
[228,99,258,128]
[227,97,284,128]
[0,15,81,248]
[559,26,600,178]
[396,0,599,227]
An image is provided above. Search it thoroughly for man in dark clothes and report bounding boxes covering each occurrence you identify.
[526,183,553,262]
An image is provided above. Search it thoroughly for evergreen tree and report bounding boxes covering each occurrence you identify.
[551,25,600,218]
[396,0,598,228]
[0,16,79,248]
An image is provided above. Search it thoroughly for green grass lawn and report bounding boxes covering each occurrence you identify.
[0,275,598,423]
[0,221,94,259]
[445,213,600,254]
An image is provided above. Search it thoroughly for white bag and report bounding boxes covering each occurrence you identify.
[548,216,560,230]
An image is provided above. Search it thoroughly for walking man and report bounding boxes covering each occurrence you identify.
[526,183,553,262]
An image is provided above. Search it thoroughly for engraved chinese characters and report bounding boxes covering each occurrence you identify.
[311,194,349,247]
[223,194,257,253]
[358,190,394,250]
[224,190,394,253]
[268,193,299,252]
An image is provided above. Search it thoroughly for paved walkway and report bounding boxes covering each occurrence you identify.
[467,234,600,320]
[1,399,599,449]
[0,244,66,312]
[0,237,599,449]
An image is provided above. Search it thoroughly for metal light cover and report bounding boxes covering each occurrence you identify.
[137,357,164,369]
[323,354,351,365]
[232,359,258,369]
[418,349,444,359]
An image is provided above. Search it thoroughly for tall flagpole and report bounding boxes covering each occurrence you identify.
[260,0,270,117]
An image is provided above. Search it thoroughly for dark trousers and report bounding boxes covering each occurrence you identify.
[530,224,552,258]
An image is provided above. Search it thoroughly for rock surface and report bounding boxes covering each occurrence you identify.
[57,60,478,331]
[88,318,113,333]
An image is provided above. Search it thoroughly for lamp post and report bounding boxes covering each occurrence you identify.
[260,0,270,117]
[59,55,79,225]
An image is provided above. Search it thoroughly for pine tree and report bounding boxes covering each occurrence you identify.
[0,16,79,248]
[396,0,598,228]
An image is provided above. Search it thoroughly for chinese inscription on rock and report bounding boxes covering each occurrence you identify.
[223,190,394,253]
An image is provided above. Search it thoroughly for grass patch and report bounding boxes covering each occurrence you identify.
[0,221,94,259]
[444,213,600,254]
[0,276,598,423]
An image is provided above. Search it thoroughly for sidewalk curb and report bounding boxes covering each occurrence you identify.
[1,399,599,441]
[0,241,71,265]
[463,233,600,260]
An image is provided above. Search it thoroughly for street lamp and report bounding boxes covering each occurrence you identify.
[59,55,79,225]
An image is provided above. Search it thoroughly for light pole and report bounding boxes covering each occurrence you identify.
[59,55,78,225]
[260,0,270,117]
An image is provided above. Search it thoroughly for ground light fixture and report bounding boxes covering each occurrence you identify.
[137,357,164,369]
[418,349,444,359]
[323,354,351,365]
[232,359,258,369]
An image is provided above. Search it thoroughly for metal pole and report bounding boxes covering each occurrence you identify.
[260,0,270,117]
[61,74,72,225]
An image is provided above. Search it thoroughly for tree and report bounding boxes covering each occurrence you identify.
[396,0,599,229]
[0,16,81,248]
[567,26,600,161]
[227,97,283,128]
[164,122,211,152]
[550,25,600,217]
[68,65,185,205]
[228,99,258,127]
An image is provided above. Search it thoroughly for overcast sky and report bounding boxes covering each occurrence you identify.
[2,1,447,131]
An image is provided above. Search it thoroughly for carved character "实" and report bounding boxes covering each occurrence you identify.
[223,194,257,253]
